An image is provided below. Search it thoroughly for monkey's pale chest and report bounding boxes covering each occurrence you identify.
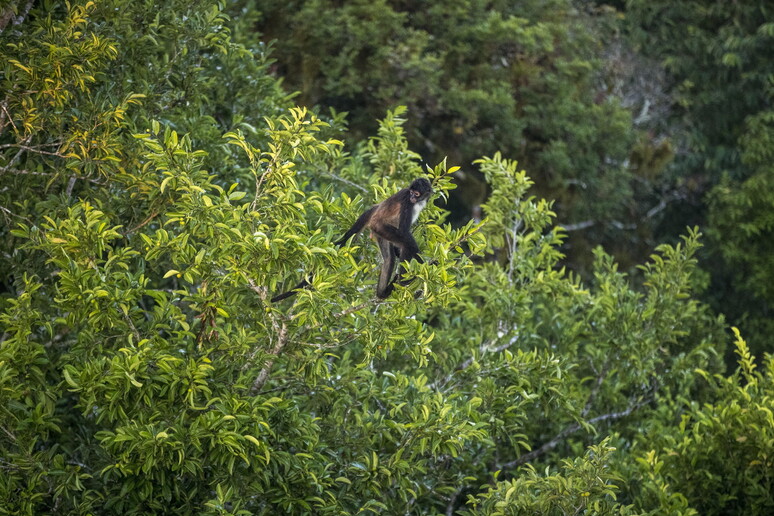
[411,199,427,224]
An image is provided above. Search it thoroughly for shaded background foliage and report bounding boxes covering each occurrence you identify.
[1,0,773,514]
[251,0,774,356]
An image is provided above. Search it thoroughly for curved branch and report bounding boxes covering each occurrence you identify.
[501,397,650,469]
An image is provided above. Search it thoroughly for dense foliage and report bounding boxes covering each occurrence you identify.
[0,1,771,515]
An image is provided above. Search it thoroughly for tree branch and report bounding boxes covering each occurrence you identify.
[332,301,369,319]
[582,357,611,418]
[0,143,65,156]
[0,98,9,133]
[429,338,516,392]
[501,397,650,469]
[247,279,292,394]
[561,191,687,233]
[561,220,596,232]
[121,310,141,344]
[446,488,464,516]
[65,175,77,197]
[250,320,288,394]
[0,202,32,224]
[322,170,369,193]
[125,210,160,234]
[0,166,104,184]
[14,1,33,28]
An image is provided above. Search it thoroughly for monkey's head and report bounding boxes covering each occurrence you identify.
[408,178,432,204]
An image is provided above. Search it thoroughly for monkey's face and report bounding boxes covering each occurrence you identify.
[409,178,432,204]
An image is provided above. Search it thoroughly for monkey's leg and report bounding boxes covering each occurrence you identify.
[376,237,397,298]
[372,226,424,296]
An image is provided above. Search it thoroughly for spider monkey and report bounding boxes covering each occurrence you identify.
[271,177,433,302]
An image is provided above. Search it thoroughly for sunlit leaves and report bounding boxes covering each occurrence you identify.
[463,439,634,516]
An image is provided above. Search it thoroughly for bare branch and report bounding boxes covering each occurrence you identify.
[457,340,514,374]
[561,220,596,232]
[251,144,282,212]
[561,190,687,233]
[446,489,464,516]
[247,279,280,332]
[125,210,161,235]
[13,1,34,28]
[429,338,516,392]
[0,167,46,177]
[250,320,288,394]
[0,143,67,157]
[0,166,104,185]
[501,397,650,469]
[247,278,293,394]
[322,170,369,193]
[121,311,141,344]
[333,301,369,319]
[0,202,33,225]
[65,175,77,197]
[0,98,9,133]
[0,5,16,33]
[610,220,637,231]
[582,358,611,418]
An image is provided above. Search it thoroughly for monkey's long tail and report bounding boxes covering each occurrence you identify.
[272,206,375,303]
[270,278,311,303]
[334,206,375,247]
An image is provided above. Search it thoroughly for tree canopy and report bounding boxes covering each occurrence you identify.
[1,1,773,514]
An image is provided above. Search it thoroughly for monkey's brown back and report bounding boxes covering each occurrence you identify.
[368,194,403,230]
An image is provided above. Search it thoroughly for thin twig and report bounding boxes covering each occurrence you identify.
[0,201,33,224]
[0,167,104,184]
[429,339,515,392]
[323,170,369,193]
[0,457,20,471]
[0,144,66,157]
[0,423,15,441]
[582,358,611,418]
[121,311,141,344]
[333,301,369,319]
[125,210,160,234]
[251,144,282,211]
